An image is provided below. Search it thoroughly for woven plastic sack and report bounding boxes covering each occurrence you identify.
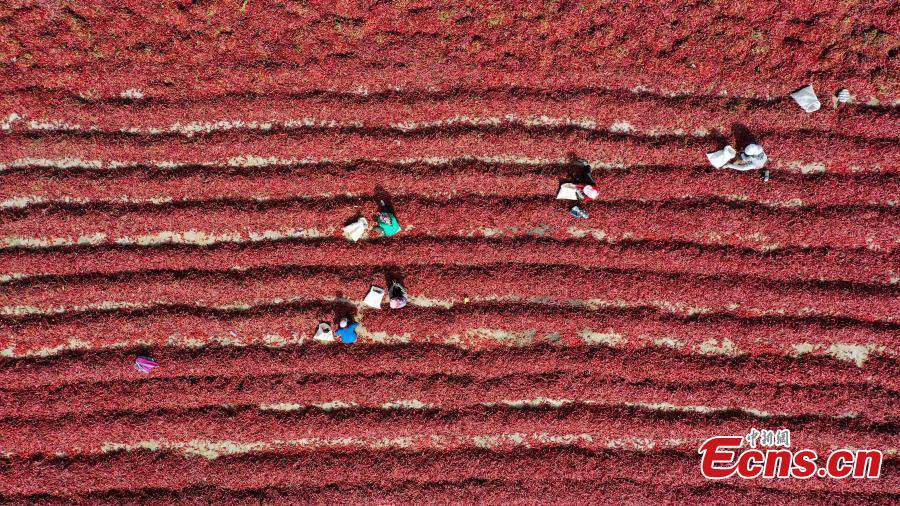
[342,217,368,242]
[707,145,737,168]
[364,285,385,309]
[313,322,335,343]
[556,183,580,200]
[791,84,821,113]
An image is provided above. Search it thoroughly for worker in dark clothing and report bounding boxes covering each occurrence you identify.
[389,281,408,309]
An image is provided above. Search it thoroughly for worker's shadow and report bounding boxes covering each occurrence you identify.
[343,212,365,228]
[383,268,405,289]
[373,185,397,217]
[731,124,758,152]
[563,152,594,185]
[332,291,357,323]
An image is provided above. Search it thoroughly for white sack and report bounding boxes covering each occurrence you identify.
[364,285,385,309]
[791,84,821,113]
[342,217,368,242]
[556,183,580,200]
[707,145,737,168]
[313,322,335,343]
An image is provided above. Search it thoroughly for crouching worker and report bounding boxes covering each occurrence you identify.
[709,143,770,182]
[389,281,408,309]
[335,317,360,344]
[375,200,401,237]
[724,143,768,172]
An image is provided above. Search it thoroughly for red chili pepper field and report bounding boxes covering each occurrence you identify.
[0,1,897,503]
